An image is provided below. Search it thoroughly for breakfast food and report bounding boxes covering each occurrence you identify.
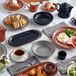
[10,0,19,8]
[46,2,55,9]
[57,33,69,43]
[69,67,76,76]
[6,15,27,29]
[21,66,47,76]
[57,28,76,46]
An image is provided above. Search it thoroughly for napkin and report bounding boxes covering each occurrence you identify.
[56,55,76,74]
[43,22,68,38]
[7,56,40,76]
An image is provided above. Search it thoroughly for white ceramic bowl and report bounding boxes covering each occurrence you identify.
[67,63,76,76]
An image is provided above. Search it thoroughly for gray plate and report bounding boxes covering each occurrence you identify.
[0,44,7,56]
[3,14,29,31]
[32,41,55,58]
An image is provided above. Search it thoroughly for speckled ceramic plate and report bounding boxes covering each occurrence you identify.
[3,14,29,30]
[32,41,55,58]
[0,44,7,56]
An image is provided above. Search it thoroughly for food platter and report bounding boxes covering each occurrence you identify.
[18,62,58,76]
[3,14,29,30]
[52,27,76,48]
[42,2,57,12]
[8,30,42,46]
[2,0,25,12]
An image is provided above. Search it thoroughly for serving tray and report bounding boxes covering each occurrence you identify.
[8,30,41,46]
[18,62,58,76]
[3,14,29,30]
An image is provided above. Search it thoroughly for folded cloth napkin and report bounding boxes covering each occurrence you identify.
[7,56,40,76]
[43,22,68,38]
[56,55,76,74]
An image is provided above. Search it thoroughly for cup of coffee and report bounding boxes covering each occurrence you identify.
[12,47,26,60]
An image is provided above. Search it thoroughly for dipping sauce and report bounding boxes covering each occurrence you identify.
[4,0,23,11]
[44,62,56,74]
[14,50,25,56]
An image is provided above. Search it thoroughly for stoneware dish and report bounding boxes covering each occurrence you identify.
[67,63,76,76]
[52,27,76,48]
[33,12,53,25]
[32,41,55,58]
[3,14,29,30]
[10,47,29,62]
[0,44,7,56]
[2,0,25,12]
[8,30,41,46]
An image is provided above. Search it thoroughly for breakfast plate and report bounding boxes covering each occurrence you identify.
[32,41,55,58]
[8,30,42,46]
[2,0,25,12]
[42,2,57,12]
[52,27,76,48]
[3,14,29,30]
[18,62,58,76]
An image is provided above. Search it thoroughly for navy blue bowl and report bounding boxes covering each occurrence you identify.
[71,17,76,26]
[58,51,67,60]
[33,12,53,25]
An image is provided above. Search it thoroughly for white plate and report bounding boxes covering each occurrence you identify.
[10,51,29,62]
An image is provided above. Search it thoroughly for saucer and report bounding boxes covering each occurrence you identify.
[10,51,29,62]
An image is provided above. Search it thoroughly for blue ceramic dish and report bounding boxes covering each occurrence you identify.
[33,12,53,25]
[70,16,76,26]
[8,30,41,46]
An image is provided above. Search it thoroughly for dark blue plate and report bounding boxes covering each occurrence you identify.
[8,30,41,46]
[33,12,53,25]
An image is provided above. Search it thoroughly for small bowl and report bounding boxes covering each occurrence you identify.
[32,41,55,58]
[67,63,76,76]
[44,62,56,74]
[58,51,67,60]
[70,16,76,26]
[33,12,53,25]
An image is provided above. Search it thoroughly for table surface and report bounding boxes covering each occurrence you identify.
[0,1,76,76]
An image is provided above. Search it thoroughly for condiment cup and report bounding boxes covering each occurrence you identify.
[44,62,56,74]
[58,51,67,60]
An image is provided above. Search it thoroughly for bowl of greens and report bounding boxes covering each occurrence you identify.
[67,63,76,76]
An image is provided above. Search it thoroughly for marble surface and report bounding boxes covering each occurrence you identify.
[0,1,76,76]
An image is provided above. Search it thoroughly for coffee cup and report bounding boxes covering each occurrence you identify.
[12,47,26,60]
